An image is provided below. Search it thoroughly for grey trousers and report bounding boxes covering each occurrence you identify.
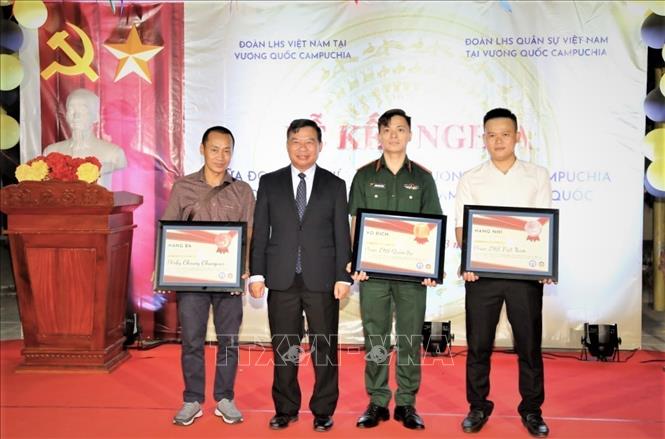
[176,292,243,403]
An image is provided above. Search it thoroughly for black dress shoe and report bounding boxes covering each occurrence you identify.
[462,409,490,433]
[269,414,298,429]
[522,414,549,438]
[356,403,390,428]
[313,416,333,432]
[394,405,425,430]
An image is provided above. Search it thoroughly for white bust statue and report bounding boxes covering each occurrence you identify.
[43,88,127,189]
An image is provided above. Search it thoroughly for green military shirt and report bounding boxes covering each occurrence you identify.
[348,155,442,216]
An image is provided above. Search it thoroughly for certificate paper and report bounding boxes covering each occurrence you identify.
[154,221,246,292]
[352,209,446,283]
[461,206,559,281]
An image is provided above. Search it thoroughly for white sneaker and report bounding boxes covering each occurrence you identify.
[215,398,243,424]
[173,401,203,426]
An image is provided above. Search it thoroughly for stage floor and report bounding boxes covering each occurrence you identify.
[0,341,663,438]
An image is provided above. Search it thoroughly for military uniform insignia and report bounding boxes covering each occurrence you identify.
[403,183,419,190]
[370,182,386,189]
[357,159,380,171]
[411,160,432,174]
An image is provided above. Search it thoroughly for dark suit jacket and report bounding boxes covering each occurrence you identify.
[251,165,352,292]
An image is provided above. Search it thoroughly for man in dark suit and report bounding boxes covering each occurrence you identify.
[249,119,352,432]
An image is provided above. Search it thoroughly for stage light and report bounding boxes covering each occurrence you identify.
[422,321,454,356]
[580,323,621,362]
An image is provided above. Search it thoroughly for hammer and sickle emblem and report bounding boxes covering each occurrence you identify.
[41,22,99,81]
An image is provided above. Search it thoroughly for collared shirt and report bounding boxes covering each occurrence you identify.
[290,164,316,204]
[348,155,442,216]
[161,167,255,228]
[454,159,551,228]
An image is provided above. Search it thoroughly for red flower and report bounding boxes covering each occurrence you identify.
[24,152,102,182]
[84,156,102,168]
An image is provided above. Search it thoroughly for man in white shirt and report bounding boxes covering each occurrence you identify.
[455,108,552,438]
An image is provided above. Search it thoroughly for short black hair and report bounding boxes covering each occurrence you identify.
[287,119,322,142]
[378,108,411,131]
[483,108,518,131]
[201,126,235,147]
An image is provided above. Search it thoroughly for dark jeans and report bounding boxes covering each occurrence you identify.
[177,292,243,403]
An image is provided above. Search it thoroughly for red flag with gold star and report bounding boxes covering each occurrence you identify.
[38,2,184,338]
[104,24,164,83]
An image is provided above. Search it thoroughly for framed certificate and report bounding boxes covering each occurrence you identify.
[351,209,447,283]
[460,205,559,281]
[154,220,247,292]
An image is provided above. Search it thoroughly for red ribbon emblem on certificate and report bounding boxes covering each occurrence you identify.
[412,223,432,244]
[213,232,234,253]
[523,220,543,241]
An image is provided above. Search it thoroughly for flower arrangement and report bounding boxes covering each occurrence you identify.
[15,152,102,184]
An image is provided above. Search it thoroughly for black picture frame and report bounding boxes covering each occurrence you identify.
[351,208,447,283]
[154,220,247,292]
[460,205,559,281]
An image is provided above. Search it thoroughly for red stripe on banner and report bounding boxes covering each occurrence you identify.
[166,230,215,244]
[473,215,526,230]
[365,219,412,234]
[166,230,237,244]
[473,215,549,231]
[365,218,436,234]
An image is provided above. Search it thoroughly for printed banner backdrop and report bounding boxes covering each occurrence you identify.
[21,1,646,348]
[183,1,646,348]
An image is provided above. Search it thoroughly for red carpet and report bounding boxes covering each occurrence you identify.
[1,340,663,438]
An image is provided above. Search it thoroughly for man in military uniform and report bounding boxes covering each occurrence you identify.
[349,109,442,430]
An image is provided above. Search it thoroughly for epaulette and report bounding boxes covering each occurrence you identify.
[410,160,432,174]
[357,159,380,172]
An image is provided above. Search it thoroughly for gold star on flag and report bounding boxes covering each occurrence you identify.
[104,25,163,83]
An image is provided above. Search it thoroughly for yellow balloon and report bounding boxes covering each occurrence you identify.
[646,1,665,15]
[645,128,665,194]
[0,113,20,150]
[645,128,665,159]
[13,0,47,29]
[646,160,665,192]
[0,54,23,90]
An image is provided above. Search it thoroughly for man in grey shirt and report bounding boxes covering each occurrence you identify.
[162,126,255,427]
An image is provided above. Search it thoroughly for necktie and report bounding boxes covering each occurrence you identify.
[295,173,306,273]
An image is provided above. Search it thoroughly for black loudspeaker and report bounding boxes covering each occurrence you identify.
[581,323,621,361]
[422,321,454,356]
